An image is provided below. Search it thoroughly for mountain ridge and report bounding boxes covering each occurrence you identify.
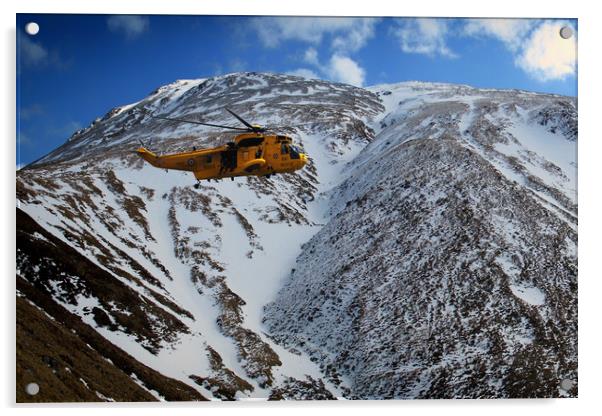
[25,72,575,169]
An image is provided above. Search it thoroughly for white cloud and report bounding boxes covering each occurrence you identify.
[19,34,69,69]
[286,68,320,80]
[249,18,375,87]
[392,18,457,58]
[251,17,349,47]
[303,47,319,66]
[107,15,149,39]
[296,48,366,86]
[20,35,48,66]
[516,21,577,82]
[250,17,377,52]
[325,54,365,87]
[464,18,535,52]
[331,18,379,52]
[463,19,577,82]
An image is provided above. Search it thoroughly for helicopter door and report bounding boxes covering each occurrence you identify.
[220,149,238,171]
[280,143,290,160]
[201,154,214,170]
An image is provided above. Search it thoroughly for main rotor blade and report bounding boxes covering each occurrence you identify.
[237,120,354,135]
[263,118,351,131]
[225,108,256,130]
[140,109,249,131]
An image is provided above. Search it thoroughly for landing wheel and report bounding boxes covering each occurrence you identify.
[193,182,200,189]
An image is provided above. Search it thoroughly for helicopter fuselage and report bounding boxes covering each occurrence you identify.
[136,133,308,181]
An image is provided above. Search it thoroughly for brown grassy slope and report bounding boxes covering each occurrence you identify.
[17,295,157,402]
[16,207,191,355]
[17,275,207,403]
[16,208,207,402]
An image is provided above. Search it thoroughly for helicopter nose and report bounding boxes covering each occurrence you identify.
[300,153,308,166]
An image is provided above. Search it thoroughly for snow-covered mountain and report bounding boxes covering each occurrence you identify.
[266,82,577,399]
[16,72,577,401]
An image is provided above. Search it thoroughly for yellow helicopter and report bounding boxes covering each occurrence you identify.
[135,108,308,187]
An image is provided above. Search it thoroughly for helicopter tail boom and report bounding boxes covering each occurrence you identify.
[136,147,161,167]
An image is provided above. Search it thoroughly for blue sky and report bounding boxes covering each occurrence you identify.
[16,14,577,166]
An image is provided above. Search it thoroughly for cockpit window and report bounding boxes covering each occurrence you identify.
[289,145,301,159]
[281,144,289,154]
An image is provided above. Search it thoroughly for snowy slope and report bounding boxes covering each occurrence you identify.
[17,73,577,401]
[265,81,577,399]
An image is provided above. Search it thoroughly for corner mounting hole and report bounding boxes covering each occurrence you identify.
[559,26,573,39]
[25,382,39,396]
[25,22,40,36]
[560,378,575,391]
